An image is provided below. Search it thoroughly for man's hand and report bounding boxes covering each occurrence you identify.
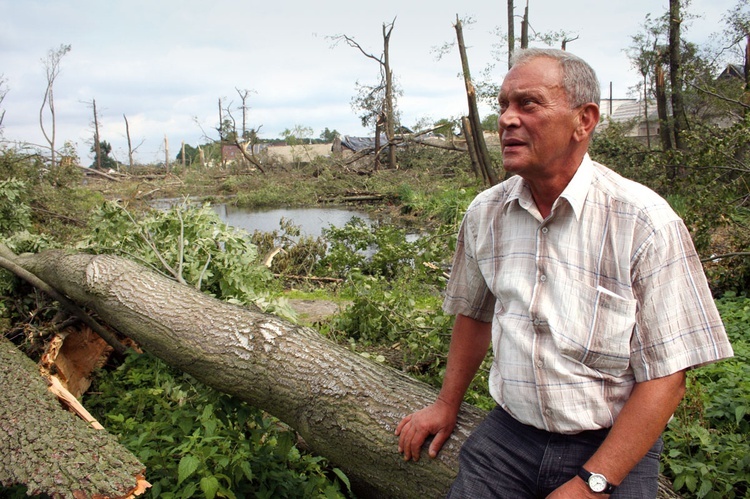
[395,398,457,462]
[546,477,603,498]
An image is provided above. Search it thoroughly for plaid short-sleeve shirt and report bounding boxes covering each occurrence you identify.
[443,154,733,434]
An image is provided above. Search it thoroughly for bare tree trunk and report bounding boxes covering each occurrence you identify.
[7,249,683,499]
[455,17,499,186]
[217,98,224,142]
[383,20,397,169]
[93,99,102,171]
[124,114,134,169]
[461,116,483,181]
[655,63,674,154]
[507,0,515,69]
[521,0,529,49]
[669,0,687,152]
[374,113,383,172]
[164,135,170,172]
[236,88,251,140]
[0,337,147,498]
[644,75,652,149]
[39,44,71,167]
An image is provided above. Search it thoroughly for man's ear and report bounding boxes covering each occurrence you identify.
[573,103,600,142]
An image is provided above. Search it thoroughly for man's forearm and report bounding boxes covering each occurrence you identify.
[437,314,492,411]
[582,370,687,486]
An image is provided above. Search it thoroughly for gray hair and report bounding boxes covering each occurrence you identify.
[510,48,600,108]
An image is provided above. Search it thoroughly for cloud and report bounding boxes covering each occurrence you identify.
[0,0,742,164]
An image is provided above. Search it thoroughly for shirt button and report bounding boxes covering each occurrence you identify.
[533,318,541,326]
[536,359,544,368]
[541,227,549,234]
[540,275,547,282]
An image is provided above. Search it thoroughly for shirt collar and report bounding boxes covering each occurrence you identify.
[502,153,594,221]
[557,153,593,220]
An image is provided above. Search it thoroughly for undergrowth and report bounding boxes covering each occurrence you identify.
[85,352,351,499]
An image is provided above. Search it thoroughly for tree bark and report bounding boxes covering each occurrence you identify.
[0,337,148,498]
[507,0,515,70]
[668,0,687,152]
[8,249,682,499]
[655,63,674,153]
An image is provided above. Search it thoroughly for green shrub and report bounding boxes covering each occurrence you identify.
[663,293,750,498]
[85,352,350,499]
[0,178,32,236]
[79,200,293,319]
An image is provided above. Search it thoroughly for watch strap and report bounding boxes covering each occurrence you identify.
[578,467,617,494]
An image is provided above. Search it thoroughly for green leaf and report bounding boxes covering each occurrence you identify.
[240,461,254,481]
[331,467,352,493]
[200,475,220,499]
[177,454,200,485]
[735,405,747,425]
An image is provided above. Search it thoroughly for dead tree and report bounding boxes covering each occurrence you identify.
[92,99,102,171]
[454,16,500,186]
[332,18,398,169]
[39,44,71,167]
[669,0,688,152]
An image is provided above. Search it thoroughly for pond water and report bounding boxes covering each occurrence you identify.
[211,205,373,237]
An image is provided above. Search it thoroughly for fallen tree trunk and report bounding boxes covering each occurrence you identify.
[10,249,682,498]
[13,250,483,498]
[0,337,148,498]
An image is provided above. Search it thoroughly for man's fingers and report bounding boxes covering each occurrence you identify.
[428,429,450,458]
[395,414,411,436]
[407,426,431,462]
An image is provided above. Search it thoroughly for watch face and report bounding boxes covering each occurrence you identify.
[589,474,608,493]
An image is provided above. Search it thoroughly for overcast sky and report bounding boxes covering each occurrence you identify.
[0,0,742,165]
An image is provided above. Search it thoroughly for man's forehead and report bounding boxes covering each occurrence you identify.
[499,60,564,97]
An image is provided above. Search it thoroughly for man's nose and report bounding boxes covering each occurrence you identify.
[498,107,519,129]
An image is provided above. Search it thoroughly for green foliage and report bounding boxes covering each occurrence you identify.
[0,178,32,235]
[85,352,349,499]
[250,218,327,277]
[480,113,498,133]
[397,183,476,227]
[663,293,750,498]
[90,140,119,170]
[316,218,442,281]
[79,200,293,319]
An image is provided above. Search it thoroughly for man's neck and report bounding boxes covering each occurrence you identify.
[524,153,586,219]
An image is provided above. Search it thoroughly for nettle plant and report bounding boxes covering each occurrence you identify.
[663,293,750,499]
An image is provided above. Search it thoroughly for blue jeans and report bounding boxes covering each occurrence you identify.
[447,406,663,498]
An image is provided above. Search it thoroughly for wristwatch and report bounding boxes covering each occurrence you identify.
[578,467,617,494]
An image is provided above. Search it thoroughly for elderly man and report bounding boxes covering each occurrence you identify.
[395,48,733,498]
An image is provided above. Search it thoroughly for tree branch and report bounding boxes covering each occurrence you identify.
[0,244,127,356]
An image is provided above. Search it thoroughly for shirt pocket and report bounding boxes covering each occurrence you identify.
[548,279,636,377]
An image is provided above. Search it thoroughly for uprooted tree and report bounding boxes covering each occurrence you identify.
[1,248,681,498]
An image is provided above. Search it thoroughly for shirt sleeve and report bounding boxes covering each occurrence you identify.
[630,219,734,381]
[442,211,496,323]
